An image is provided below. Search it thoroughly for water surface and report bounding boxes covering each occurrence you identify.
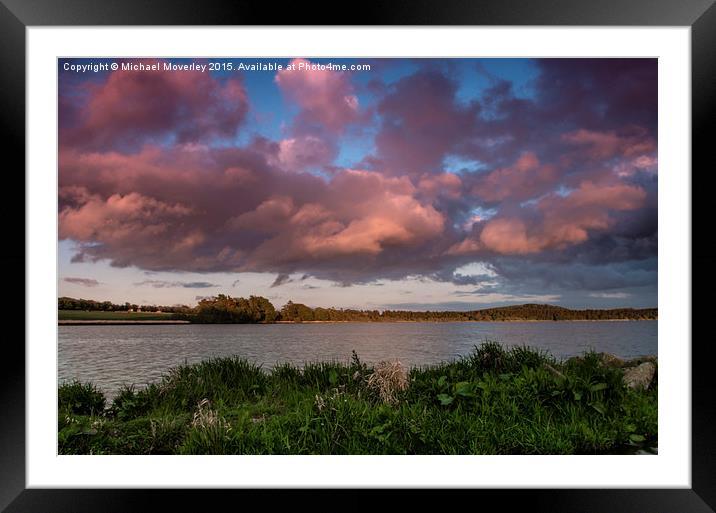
[58,321,657,399]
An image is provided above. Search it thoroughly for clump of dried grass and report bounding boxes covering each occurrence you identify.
[314,394,327,412]
[191,398,229,430]
[314,386,348,413]
[366,360,409,405]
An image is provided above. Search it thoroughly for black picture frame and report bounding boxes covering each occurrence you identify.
[2,0,714,511]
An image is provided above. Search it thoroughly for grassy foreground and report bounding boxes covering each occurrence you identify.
[58,343,657,455]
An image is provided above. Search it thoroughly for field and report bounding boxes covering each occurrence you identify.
[58,342,657,455]
[59,310,175,321]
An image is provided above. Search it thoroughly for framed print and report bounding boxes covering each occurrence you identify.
[3,0,715,511]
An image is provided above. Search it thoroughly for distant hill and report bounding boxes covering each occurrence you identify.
[462,303,657,321]
[333,303,657,322]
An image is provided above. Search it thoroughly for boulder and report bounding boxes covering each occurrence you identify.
[622,362,656,389]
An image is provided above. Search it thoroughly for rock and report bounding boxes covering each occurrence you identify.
[622,362,656,389]
[598,352,625,368]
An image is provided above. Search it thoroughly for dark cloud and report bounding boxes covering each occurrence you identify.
[63,277,100,287]
[134,280,218,289]
[270,274,292,288]
[485,257,657,293]
[60,59,248,152]
[375,71,481,175]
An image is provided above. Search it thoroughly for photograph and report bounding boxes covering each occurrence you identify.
[3,0,710,507]
[57,56,659,456]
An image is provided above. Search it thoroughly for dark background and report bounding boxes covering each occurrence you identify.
[1,0,714,511]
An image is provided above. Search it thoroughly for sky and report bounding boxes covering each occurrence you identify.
[58,57,658,310]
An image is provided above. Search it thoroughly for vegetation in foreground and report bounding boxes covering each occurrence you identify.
[58,343,657,455]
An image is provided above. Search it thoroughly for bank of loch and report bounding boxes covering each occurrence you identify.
[58,342,657,455]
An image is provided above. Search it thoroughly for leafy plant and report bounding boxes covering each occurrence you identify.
[58,380,106,416]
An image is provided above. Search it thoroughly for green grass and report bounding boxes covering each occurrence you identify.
[59,310,175,321]
[58,342,657,455]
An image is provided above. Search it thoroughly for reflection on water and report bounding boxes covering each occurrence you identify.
[59,321,657,400]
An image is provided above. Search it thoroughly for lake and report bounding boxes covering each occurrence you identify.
[58,321,657,399]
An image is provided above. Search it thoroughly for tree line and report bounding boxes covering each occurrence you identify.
[275,301,657,322]
[59,295,657,323]
[58,296,192,314]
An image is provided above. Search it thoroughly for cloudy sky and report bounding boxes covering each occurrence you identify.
[58,58,657,310]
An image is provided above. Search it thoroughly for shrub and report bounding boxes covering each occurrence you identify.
[110,384,158,421]
[58,380,106,416]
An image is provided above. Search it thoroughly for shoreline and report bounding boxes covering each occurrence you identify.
[59,320,191,325]
[275,318,657,324]
[59,318,656,326]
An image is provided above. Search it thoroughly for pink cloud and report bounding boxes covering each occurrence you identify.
[275,58,360,134]
[59,190,200,266]
[480,218,539,254]
[59,138,649,278]
[59,144,446,275]
[614,155,658,177]
[446,237,482,256]
[59,191,192,241]
[451,180,647,256]
[243,170,446,265]
[549,181,646,212]
[61,62,248,151]
[417,172,463,200]
[59,144,308,270]
[276,135,336,171]
[228,196,295,233]
[472,152,560,202]
[562,127,656,160]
